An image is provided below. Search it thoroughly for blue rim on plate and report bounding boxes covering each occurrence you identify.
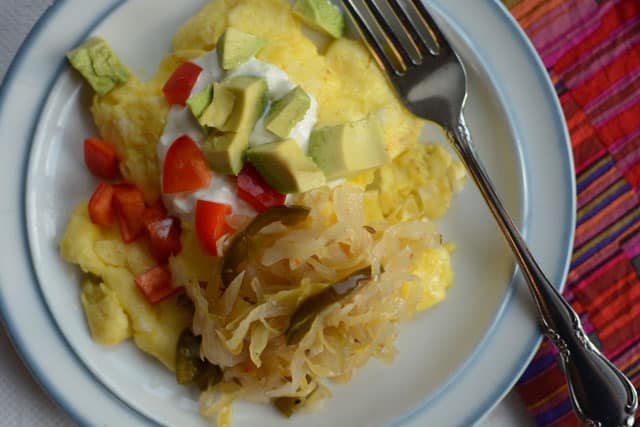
[0,0,575,426]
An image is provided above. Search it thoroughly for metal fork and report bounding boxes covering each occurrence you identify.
[341,0,639,425]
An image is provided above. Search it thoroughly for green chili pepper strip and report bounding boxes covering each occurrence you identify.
[175,328,223,390]
[221,205,311,287]
[273,396,305,418]
[285,266,371,345]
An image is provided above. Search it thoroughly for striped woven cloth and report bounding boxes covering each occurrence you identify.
[503,0,640,425]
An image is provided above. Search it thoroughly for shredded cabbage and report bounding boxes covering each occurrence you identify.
[185,183,448,421]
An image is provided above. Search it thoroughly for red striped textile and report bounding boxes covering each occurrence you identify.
[507,0,640,425]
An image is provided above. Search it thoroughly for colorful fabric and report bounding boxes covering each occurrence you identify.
[505,0,640,425]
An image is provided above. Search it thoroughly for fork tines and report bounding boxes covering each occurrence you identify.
[341,0,446,75]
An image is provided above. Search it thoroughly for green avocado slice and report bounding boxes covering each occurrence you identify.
[246,139,325,193]
[186,84,214,118]
[199,83,236,130]
[308,116,389,180]
[264,86,311,138]
[218,76,268,133]
[292,0,345,39]
[218,28,267,70]
[202,131,250,175]
[66,37,129,96]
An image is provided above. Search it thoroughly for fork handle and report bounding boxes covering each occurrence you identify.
[448,117,638,427]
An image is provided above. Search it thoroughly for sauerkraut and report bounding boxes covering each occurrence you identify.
[184,183,451,422]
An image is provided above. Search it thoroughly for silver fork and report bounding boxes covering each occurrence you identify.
[341,0,639,425]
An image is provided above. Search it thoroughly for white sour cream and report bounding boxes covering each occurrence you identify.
[228,58,294,99]
[158,105,256,221]
[164,176,256,220]
[158,49,318,220]
[191,50,224,94]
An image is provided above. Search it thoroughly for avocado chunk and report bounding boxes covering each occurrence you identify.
[202,131,250,175]
[199,83,236,129]
[246,139,325,193]
[264,86,311,138]
[308,117,389,180]
[66,37,129,96]
[186,84,214,118]
[292,0,345,39]
[219,76,268,133]
[218,28,267,70]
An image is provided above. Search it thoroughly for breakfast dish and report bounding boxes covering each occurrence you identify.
[59,0,466,424]
[0,0,577,426]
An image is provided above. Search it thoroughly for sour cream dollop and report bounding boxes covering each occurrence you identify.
[158,50,319,220]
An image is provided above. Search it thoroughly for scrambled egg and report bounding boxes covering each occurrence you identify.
[60,203,192,370]
[80,279,130,345]
[372,143,466,222]
[90,49,205,203]
[62,0,465,369]
[406,246,454,311]
[91,79,166,204]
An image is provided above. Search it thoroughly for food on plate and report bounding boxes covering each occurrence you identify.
[60,0,465,425]
[309,116,388,180]
[66,36,129,95]
[292,0,345,38]
[245,139,326,193]
[187,84,214,119]
[199,82,236,128]
[264,86,311,138]
[218,28,267,70]
[60,202,192,368]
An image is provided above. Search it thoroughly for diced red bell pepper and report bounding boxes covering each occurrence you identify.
[135,265,182,304]
[142,201,168,228]
[84,138,119,180]
[147,217,182,263]
[236,163,286,213]
[88,182,115,227]
[112,183,146,243]
[162,135,212,194]
[195,200,232,256]
[162,61,202,106]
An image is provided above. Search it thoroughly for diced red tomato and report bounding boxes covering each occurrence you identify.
[162,135,212,194]
[112,183,146,243]
[84,138,119,180]
[135,265,182,304]
[147,218,182,262]
[162,62,202,106]
[236,163,286,213]
[142,201,168,228]
[88,182,115,227]
[195,200,232,256]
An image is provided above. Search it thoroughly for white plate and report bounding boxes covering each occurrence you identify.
[0,0,575,426]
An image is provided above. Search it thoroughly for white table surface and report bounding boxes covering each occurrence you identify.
[0,1,537,426]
